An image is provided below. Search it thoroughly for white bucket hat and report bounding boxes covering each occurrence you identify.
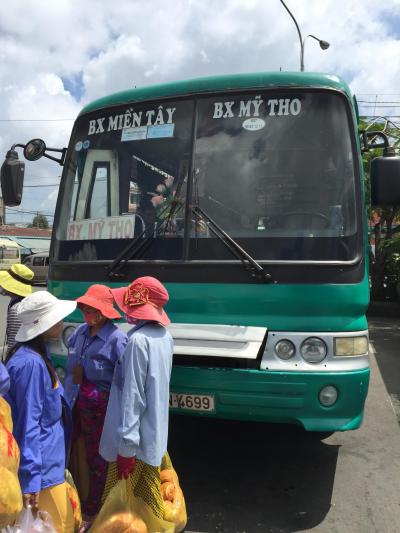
[16,291,77,342]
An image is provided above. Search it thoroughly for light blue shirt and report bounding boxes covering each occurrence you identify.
[6,346,70,494]
[99,321,173,467]
[64,321,127,408]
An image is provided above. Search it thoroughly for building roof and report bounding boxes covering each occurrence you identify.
[0,225,52,238]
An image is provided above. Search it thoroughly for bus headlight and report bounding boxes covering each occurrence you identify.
[62,325,76,347]
[274,340,296,360]
[334,336,368,356]
[319,385,338,407]
[300,337,327,363]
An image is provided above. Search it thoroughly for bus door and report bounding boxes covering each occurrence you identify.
[74,149,119,220]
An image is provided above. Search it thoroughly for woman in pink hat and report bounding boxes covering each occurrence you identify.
[99,277,174,485]
[63,284,127,531]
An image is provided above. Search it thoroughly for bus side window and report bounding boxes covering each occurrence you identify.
[86,164,110,219]
[74,149,119,221]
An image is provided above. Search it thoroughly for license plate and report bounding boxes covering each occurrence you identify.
[169,392,215,412]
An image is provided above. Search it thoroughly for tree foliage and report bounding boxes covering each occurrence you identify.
[29,213,49,229]
[361,119,400,300]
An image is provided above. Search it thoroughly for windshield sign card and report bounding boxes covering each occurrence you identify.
[67,215,139,241]
[121,126,148,142]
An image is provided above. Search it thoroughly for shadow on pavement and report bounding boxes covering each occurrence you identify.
[168,415,339,533]
[369,317,400,421]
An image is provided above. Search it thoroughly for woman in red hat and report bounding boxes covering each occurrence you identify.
[64,284,128,532]
[99,277,173,484]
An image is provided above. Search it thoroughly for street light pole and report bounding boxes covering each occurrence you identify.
[301,34,330,72]
[279,0,330,72]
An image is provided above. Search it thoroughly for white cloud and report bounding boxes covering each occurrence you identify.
[0,0,399,223]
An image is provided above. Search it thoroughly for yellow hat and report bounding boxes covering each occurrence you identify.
[0,264,34,297]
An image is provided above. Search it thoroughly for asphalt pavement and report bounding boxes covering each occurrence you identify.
[369,316,400,423]
[169,316,400,533]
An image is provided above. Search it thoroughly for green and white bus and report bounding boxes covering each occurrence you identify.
[3,71,400,432]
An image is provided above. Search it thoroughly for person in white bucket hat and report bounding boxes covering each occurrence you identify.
[5,291,78,533]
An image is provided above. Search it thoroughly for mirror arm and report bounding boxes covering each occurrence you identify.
[45,146,66,154]
[42,148,67,166]
[9,143,67,166]
[360,130,389,152]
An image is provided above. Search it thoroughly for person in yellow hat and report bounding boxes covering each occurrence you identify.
[0,263,34,353]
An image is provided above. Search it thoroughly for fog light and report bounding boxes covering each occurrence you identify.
[55,366,66,383]
[274,340,296,360]
[319,385,338,407]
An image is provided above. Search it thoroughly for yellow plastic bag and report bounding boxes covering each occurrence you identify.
[0,465,23,528]
[65,470,82,533]
[0,397,13,432]
[91,478,174,533]
[160,455,187,533]
[0,421,20,473]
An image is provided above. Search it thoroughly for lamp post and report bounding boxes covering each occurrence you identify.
[279,0,330,71]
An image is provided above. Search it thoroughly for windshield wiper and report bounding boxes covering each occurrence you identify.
[107,159,190,280]
[106,199,184,279]
[191,205,273,283]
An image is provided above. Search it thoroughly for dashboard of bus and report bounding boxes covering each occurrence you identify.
[52,89,363,274]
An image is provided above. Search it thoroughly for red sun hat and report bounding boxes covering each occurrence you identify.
[112,276,170,326]
[76,284,122,320]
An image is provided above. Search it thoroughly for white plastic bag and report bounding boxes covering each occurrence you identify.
[5,507,56,533]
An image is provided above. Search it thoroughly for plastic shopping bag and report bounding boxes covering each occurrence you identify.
[0,422,20,473]
[160,454,187,533]
[0,466,23,529]
[91,478,174,533]
[0,398,13,433]
[64,470,82,533]
[8,507,56,532]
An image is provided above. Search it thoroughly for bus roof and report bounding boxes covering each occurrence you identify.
[80,71,352,116]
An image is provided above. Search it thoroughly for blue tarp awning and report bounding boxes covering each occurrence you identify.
[4,237,50,254]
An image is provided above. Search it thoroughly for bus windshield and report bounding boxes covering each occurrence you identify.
[54,90,359,263]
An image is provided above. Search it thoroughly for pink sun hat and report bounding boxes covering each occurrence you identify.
[76,284,121,320]
[112,276,170,326]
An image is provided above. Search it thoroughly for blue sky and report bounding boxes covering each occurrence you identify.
[0,0,399,224]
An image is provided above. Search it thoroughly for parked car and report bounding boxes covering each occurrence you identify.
[23,252,49,284]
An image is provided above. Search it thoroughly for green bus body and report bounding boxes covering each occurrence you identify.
[49,277,370,431]
[48,72,370,432]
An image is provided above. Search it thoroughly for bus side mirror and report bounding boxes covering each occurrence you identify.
[370,147,400,206]
[1,149,25,206]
